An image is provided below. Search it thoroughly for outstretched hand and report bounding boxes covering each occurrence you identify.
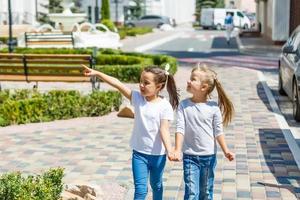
[81,64,97,76]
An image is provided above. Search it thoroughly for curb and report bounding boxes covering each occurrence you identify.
[258,71,300,169]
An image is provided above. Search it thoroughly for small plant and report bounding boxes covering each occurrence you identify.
[0,168,64,200]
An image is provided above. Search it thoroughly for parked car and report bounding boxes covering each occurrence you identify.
[278,25,300,121]
[125,15,173,28]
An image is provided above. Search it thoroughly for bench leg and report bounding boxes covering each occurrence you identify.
[33,82,38,89]
[91,76,100,91]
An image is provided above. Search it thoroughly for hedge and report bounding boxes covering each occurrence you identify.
[118,27,152,39]
[0,168,64,200]
[0,48,177,82]
[0,89,122,127]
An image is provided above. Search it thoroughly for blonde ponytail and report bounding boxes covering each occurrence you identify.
[193,63,234,126]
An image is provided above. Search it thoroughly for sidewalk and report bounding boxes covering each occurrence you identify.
[121,28,181,52]
[1,27,300,200]
[1,65,299,199]
[236,34,282,58]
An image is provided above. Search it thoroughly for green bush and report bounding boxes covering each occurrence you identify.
[101,19,117,32]
[0,90,122,126]
[118,27,152,38]
[0,168,64,200]
[95,54,144,65]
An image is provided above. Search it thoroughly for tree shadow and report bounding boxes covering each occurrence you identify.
[258,128,300,198]
[211,36,238,49]
[256,82,300,128]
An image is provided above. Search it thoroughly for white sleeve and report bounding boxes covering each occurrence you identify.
[213,107,223,137]
[131,90,140,107]
[160,101,174,121]
[176,103,185,135]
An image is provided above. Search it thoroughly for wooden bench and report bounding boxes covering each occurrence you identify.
[0,53,99,90]
[24,32,74,48]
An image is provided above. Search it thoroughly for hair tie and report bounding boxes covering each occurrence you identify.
[164,64,170,76]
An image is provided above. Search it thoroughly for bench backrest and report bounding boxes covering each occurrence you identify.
[25,32,74,48]
[0,53,93,82]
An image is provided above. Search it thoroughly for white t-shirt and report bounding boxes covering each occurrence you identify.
[130,90,174,155]
[176,98,223,156]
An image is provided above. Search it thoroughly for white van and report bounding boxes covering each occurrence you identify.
[201,8,251,30]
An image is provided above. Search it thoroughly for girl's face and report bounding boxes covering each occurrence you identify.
[187,70,208,94]
[139,71,161,97]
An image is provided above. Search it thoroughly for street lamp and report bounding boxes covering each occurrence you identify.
[35,0,38,21]
[7,0,13,53]
[114,0,123,24]
[95,0,99,23]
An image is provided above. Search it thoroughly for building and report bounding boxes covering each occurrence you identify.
[144,0,195,24]
[255,0,296,43]
[83,0,195,24]
[0,0,195,26]
[225,0,256,13]
[0,0,48,25]
[290,0,300,34]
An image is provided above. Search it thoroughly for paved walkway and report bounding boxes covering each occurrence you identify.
[1,64,300,199]
[1,26,299,199]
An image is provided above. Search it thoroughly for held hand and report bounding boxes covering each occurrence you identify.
[172,149,182,162]
[167,149,182,162]
[81,64,97,76]
[224,151,234,161]
[167,151,175,161]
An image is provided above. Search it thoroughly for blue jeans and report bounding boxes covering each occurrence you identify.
[132,150,166,200]
[183,154,217,200]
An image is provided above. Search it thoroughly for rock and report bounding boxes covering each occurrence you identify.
[61,190,85,200]
[84,193,98,200]
[64,183,103,200]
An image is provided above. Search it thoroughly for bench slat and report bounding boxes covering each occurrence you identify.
[26,60,90,65]
[0,65,24,69]
[27,42,73,45]
[0,75,90,82]
[0,54,24,58]
[25,54,91,59]
[0,66,84,71]
[0,59,24,63]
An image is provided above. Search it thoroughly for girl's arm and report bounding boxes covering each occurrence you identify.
[174,132,184,161]
[82,64,132,100]
[160,119,173,160]
[216,134,234,161]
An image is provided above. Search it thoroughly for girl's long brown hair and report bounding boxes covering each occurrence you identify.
[192,64,234,126]
[144,66,179,109]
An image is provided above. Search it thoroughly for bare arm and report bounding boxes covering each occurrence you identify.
[175,132,184,152]
[216,134,234,161]
[160,119,173,157]
[82,64,132,100]
[173,132,184,161]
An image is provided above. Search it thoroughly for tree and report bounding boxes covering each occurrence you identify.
[215,0,225,8]
[101,0,110,20]
[71,0,83,13]
[38,0,63,24]
[196,0,225,21]
[131,0,144,19]
[47,0,64,13]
